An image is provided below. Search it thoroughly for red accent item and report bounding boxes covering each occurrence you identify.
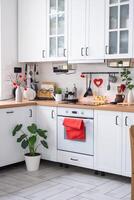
[63,118,85,140]
[93,78,103,87]
[120,84,126,92]
[80,74,85,78]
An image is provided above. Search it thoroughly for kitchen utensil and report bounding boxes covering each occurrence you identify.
[109,74,117,83]
[107,74,111,91]
[23,88,36,101]
[93,78,103,87]
[84,74,93,97]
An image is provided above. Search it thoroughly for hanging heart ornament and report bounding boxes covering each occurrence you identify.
[93,78,103,87]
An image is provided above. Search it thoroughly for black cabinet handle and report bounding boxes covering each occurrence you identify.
[63,48,67,57]
[29,109,32,118]
[81,47,84,56]
[70,158,79,162]
[115,116,119,125]
[125,116,128,126]
[86,47,89,56]
[51,110,54,119]
[6,111,14,114]
[42,50,45,58]
[105,45,109,54]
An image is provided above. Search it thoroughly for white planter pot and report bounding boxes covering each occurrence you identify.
[127,90,134,105]
[55,94,62,102]
[24,153,41,172]
[15,86,22,102]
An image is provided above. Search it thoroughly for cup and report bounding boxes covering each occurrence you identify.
[115,94,125,103]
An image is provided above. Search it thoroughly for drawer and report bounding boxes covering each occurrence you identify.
[57,150,94,169]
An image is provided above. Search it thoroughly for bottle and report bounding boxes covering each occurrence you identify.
[65,88,68,99]
[73,84,77,98]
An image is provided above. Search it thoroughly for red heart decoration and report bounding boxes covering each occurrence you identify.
[93,79,103,87]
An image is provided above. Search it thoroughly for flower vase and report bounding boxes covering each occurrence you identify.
[127,90,134,105]
[15,86,22,102]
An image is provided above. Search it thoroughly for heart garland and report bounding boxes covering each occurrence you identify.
[93,78,103,87]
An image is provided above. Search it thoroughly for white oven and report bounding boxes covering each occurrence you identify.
[57,108,94,156]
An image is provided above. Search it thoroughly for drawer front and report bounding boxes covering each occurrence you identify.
[58,107,94,118]
[57,150,94,169]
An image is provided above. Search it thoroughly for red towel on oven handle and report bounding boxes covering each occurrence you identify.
[63,118,85,140]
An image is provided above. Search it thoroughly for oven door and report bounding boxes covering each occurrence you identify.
[57,116,94,155]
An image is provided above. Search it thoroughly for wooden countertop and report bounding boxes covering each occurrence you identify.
[0,99,134,112]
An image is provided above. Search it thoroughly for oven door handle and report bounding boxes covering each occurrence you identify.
[58,117,92,123]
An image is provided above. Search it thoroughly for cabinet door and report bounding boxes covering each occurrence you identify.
[105,0,133,59]
[85,0,105,62]
[18,0,47,62]
[47,0,68,61]
[68,0,86,63]
[122,112,134,177]
[36,106,57,162]
[94,111,122,175]
[0,106,35,167]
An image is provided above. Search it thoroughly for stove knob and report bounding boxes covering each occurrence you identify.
[65,110,69,114]
[81,112,84,115]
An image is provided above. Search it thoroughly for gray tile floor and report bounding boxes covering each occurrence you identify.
[0,161,131,200]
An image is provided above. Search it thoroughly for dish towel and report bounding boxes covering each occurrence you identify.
[63,118,85,140]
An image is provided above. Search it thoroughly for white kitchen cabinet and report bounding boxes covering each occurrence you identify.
[36,106,57,162]
[0,0,18,100]
[94,110,122,175]
[46,0,68,61]
[105,0,133,59]
[68,0,105,63]
[18,0,47,62]
[0,106,35,167]
[122,112,134,177]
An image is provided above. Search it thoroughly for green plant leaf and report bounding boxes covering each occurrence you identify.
[21,139,28,149]
[12,124,22,136]
[37,129,47,139]
[17,134,27,143]
[41,140,48,149]
[29,135,36,146]
[27,123,37,134]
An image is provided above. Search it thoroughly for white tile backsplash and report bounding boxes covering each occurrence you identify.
[38,62,134,102]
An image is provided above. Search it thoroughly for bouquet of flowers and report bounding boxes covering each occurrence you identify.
[9,74,27,89]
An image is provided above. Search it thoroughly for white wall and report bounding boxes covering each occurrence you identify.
[38,62,134,102]
[0,0,18,100]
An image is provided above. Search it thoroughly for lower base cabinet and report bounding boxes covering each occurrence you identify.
[0,106,35,167]
[94,111,122,175]
[122,113,134,177]
[36,106,57,162]
[94,110,132,177]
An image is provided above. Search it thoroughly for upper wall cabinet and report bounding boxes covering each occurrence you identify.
[46,0,68,61]
[18,0,47,62]
[105,0,133,59]
[68,0,105,64]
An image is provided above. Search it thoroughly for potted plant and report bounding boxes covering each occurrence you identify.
[12,123,48,171]
[121,68,134,104]
[53,88,62,102]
